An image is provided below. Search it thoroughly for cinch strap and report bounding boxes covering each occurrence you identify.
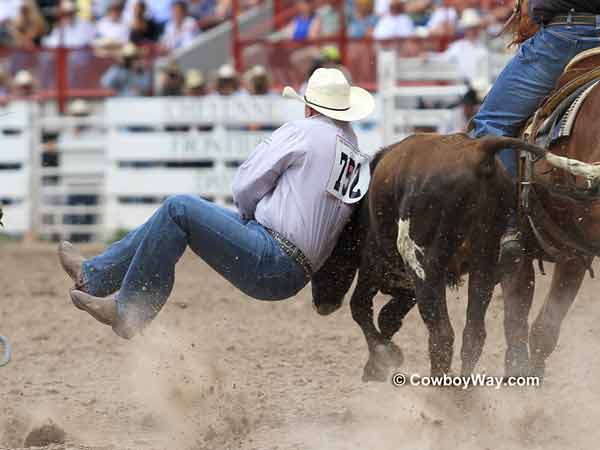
[304,96,350,112]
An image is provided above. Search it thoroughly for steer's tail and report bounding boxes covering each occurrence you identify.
[477,135,600,181]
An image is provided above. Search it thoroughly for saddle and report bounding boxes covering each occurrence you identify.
[519,49,600,269]
[525,48,600,144]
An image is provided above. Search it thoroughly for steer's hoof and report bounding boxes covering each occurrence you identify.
[372,342,405,368]
[362,357,388,383]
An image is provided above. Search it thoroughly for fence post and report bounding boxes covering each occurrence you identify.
[232,0,243,73]
[377,49,396,145]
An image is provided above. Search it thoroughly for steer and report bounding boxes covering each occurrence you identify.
[311,133,578,381]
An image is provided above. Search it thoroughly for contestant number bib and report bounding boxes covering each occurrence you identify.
[326,136,370,204]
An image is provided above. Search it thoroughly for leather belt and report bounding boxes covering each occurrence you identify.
[265,228,313,280]
[546,13,600,27]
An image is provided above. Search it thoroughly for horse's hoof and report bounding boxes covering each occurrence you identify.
[362,357,389,383]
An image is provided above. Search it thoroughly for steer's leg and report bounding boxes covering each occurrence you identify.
[378,288,417,340]
[502,256,535,376]
[461,224,500,376]
[350,266,404,382]
[529,258,587,380]
[416,268,455,377]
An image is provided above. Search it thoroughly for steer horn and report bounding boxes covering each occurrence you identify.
[479,136,600,181]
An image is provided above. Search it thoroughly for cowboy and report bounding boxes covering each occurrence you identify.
[58,68,375,338]
[470,1,600,261]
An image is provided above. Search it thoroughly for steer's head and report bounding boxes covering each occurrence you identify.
[311,203,366,315]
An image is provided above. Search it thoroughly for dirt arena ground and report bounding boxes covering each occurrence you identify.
[1,242,600,450]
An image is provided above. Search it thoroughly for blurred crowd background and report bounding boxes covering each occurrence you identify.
[0,0,511,102]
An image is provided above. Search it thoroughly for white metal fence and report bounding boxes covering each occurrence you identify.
[2,54,518,241]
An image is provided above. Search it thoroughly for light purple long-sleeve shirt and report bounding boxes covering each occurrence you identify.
[232,115,371,271]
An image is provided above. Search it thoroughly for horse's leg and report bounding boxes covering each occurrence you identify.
[378,288,417,340]
[416,269,454,377]
[502,256,535,377]
[529,258,587,379]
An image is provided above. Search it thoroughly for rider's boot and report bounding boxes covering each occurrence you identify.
[58,241,86,290]
[500,212,523,264]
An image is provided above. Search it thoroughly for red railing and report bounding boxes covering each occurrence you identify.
[0,44,166,111]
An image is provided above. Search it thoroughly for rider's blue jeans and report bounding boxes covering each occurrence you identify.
[81,195,308,338]
[471,24,600,226]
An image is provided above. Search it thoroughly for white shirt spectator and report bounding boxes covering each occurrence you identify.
[0,0,22,22]
[375,0,390,16]
[373,13,415,39]
[426,7,457,31]
[96,15,130,43]
[160,16,199,50]
[434,38,489,85]
[42,20,96,48]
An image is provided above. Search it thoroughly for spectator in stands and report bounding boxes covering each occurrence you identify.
[160,1,199,51]
[244,65,270,95]
[12,69,36,98]
[62,98,99,243]
[42,0,96,48]
[373,0,415,40]
[0,67,10,102]
[128,0,161,44]
[96,0,130,44]
[123,0,172,25]
[215,64,240,96]
[101,43,152,96]
[158,59,184,96]
[427,8,488,86]
[348,0,378,39]
[286,0,321,41]
[424,0,458,36]
[7,0,48,49]
[184,69,206,96]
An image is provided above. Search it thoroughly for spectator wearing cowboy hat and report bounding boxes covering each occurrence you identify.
[157,58,184,96]
[215,64,240,96]
[184,69,206,96]
[244,65,270,95]
[101,43,152,96]
[59,68,375,339]
[12,69,36,98]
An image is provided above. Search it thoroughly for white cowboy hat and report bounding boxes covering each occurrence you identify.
[185,69,204,88]
[68,99,91,116]
[283,68,374,122]
[217,64,237,80]
[459,8,482,29]
[14,70,34,86]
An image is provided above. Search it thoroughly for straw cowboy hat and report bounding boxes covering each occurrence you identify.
[283,68,374,122]
[68,99,92,116]
[185,69,204,89]
[459,8,482,29]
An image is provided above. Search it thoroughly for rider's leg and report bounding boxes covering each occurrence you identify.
[74,194,308,338]
[471,24,600,258]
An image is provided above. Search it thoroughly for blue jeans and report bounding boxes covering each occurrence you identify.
[82,194,308,338]
[471,24,600,225]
